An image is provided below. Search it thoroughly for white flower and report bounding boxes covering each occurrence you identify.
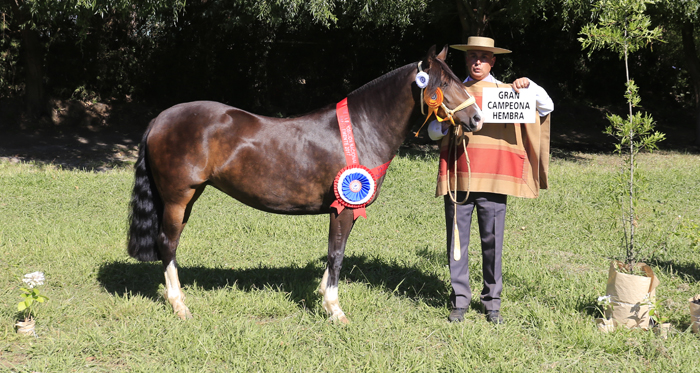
[597,295,611,305]
[22,271,45,288]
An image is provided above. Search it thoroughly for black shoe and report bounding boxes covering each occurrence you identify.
[485,310,504,324]
[448,308,467,322]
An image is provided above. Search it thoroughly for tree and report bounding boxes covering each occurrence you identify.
[1,0,187,117]
[579,0,665,267]
[651,0,700,145]
[447,0,550,39]
[0,0,429,119]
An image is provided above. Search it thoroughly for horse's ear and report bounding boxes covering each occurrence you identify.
[436,45,448,61]
[427,45,437,59]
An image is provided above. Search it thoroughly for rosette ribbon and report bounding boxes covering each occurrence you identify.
[332,165,377,220]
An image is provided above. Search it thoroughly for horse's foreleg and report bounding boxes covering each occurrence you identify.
[319,209,355,323]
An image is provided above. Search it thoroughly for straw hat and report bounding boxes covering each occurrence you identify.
[450,36,511,54]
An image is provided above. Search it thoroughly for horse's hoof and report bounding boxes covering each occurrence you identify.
[174,307,193,320]
[329,313,350,324]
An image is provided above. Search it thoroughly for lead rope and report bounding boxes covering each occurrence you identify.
[446,126,471,261]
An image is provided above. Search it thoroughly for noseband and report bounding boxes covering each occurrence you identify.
[417,61,476,126]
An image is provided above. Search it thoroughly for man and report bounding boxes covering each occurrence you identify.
[427,36,554,324]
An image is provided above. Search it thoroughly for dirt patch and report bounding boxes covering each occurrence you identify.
[0,98,697,171]
[0,98,159,171]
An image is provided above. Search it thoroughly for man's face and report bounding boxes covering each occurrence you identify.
[466,50,495,81]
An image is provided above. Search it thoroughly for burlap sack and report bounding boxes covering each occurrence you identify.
[604,261,660,330]
[690,295,700,334]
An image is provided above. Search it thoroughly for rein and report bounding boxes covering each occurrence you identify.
[445,127,471,261]
[414,61,476,261]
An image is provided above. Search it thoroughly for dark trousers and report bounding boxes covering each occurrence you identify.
[444,192,507,311]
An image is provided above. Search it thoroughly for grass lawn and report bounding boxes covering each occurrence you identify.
[1,149,699,372]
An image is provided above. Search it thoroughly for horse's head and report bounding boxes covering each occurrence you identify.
[421,45,483,132]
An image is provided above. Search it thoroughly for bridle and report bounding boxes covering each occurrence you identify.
[416,61,479,127]
[415,61,479,262]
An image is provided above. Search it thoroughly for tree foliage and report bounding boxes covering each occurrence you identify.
[0,0,698,143]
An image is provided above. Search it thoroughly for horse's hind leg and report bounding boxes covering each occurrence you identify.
[319,209,355,324]
[159,187,205,320]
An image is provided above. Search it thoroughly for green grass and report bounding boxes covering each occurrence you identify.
[1,150,699,372]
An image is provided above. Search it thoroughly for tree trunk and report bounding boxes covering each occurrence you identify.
[455,0,490,39]
[21,26,45,117]
[680,21,700,146]
[455,0,493,73]
[10,0,46,118]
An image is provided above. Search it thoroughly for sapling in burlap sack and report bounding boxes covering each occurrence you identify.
[579,0,665,330]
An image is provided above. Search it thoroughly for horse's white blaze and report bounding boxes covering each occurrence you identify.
[164,261,192,319]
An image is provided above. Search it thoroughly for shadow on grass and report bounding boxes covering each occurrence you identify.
[96,254,447,311]
[575,296,602,318]
[650,259,700,283]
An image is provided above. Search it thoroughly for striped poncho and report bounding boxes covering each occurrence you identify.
[436,80,551,198]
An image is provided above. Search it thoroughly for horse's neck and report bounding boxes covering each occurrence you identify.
[348,64,418,164]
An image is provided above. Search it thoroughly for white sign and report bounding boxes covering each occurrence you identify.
[481,87,536,123]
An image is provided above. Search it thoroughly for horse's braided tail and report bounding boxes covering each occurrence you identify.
[127,124,162,262]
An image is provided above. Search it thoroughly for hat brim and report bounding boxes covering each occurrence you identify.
[450,44,511,54]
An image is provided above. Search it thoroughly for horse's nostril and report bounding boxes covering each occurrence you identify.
[473,114,481,123]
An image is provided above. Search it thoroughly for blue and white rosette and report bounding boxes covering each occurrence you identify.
[333,165,377,209]
[415,71,429,89]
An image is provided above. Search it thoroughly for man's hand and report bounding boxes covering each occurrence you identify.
[511,77,530,93]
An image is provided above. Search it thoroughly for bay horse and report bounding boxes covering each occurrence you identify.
[127,45,483,322]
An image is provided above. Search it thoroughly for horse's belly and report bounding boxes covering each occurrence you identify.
[211,179,331,215]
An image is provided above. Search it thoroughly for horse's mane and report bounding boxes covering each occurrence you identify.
[347,56,462,100]
[348,63,415,97]
[427,58,462,94]
[437,58,462,84]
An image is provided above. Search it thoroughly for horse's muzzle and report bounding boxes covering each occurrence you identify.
[462,113,483,133]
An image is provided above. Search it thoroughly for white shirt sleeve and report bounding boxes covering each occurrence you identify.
[427,119,447,141]
[525,79,554,116]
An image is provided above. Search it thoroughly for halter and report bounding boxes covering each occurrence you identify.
[415,61,477,135]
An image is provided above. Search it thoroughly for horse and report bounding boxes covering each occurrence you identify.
[126,45,483,323]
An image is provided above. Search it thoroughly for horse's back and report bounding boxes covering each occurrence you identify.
[149,100,250,135]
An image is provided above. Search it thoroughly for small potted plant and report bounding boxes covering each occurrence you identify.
[579,0,664,330]
[649,297,671,339]
[595,295,616,333]
[16,272,48,336]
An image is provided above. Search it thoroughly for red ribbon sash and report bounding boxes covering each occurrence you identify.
[332,98,392,220]
[336,98,359,166]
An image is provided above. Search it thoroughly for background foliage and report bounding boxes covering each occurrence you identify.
[1,0,699,145]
